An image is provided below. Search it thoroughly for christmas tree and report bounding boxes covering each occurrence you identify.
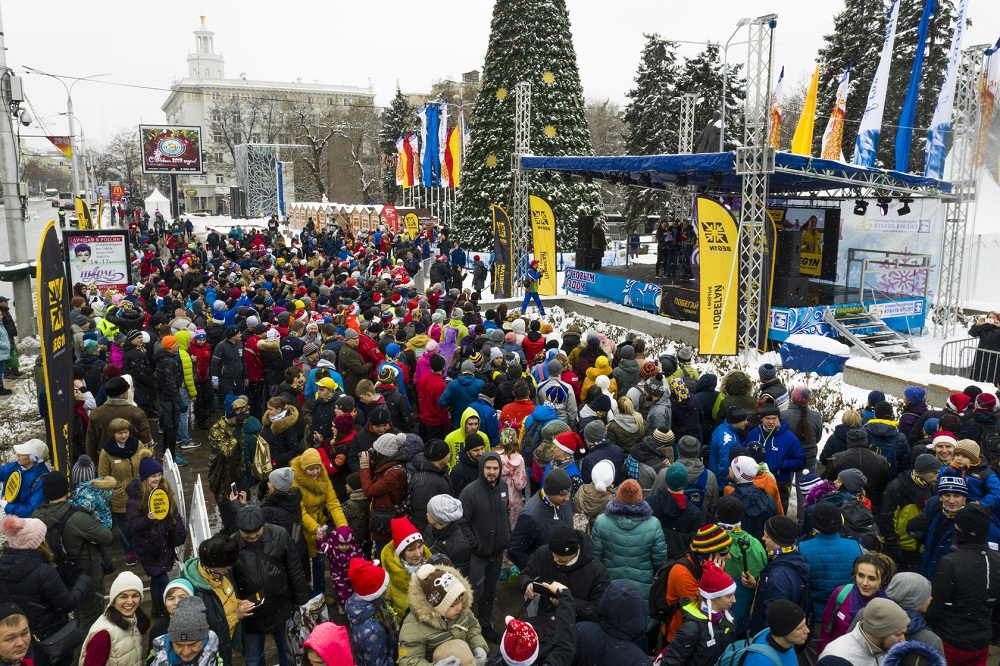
[676,43,746,152]
[453,0,604,250]
[378,86,416,205]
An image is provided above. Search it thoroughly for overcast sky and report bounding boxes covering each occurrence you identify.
[6,0,1000,153]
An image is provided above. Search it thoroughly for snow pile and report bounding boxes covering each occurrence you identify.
[783,334,850,356]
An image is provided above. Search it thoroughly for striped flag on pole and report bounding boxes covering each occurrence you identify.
[925,0,967,178]
[821,62,851,162]
[853,0,900,167]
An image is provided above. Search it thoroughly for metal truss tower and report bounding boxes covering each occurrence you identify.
[736,15,778,354]
[512,81,532,296]
[679,94,698,154]
[936,44,988,337]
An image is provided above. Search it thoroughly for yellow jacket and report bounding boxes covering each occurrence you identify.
[292,448,347,556]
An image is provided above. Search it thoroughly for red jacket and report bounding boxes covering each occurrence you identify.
[499,399,536,434]
[189,340,212,382]
[245,334,264,382]
[417,372,452,427]
[562,369,583,403]
[318,432,354,476]
[521,333,546,366]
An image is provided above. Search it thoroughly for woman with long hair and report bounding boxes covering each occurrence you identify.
[125,457,186,617]
[607,396,647,455]
[818,552,897,653]
[80,572,150,666]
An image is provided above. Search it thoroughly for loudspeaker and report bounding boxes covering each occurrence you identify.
[577,215,594,269]
[771,276,809,308]
[774,231,802,278]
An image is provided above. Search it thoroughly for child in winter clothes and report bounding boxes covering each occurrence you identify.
[655,561,737,666]
[937,439,1000,507]
[345,558,398,666]
[318,526,363,612]
[342,472,371,552]
[69,475,117,529]
[397,564,487,666]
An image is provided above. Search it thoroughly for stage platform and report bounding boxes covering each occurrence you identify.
[563,266,927,343]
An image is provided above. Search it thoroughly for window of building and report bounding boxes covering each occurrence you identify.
[212,111,221,122]
[211,91,221,101]
[213,131,224,143]
[214,151,224,164]
[307,96,315,104]
[216,174,225,184]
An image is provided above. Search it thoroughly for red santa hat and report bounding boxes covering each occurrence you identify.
[947,392,972,413]
[553,431,583,456]
[391,517,423,556]
[348,558,389,602]
[391,293,403,306]
[500,615,539,666]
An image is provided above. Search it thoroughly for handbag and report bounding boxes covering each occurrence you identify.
[37,619,83,662]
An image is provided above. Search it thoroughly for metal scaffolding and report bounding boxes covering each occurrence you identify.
[736,15,778,354]
[936,44,988,337]
[512,81,533,296]
[679,94,698,154]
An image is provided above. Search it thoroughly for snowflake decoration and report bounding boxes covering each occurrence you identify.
[497,88,508,101]
[544,125,557,138]
[543,71,556,84]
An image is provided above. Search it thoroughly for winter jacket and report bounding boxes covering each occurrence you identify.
[591,498,667,623]
[345,593,398,666]
[0,461,47,518]
[459,451,510,558]
[606,413,645,455]
[574,582,652,666]
[626,435,669,496]
[645,393,673,434]
[612,358,641,397]
[647,488,703,555]
[397,564,487,666]
[33,499,113,592]
[210,338,246,382]
[670,394,702,444]
[152,347,182,405]
[937,459,1000,506]
[125,478,186,576]
[798,531,864,622]
[818,623,891,665]
[444,407,487,470]
[819,423,853,467]
[692,374,720,442]
[724,481,780,541]
[422,520,472,577]
[878,470,937,560]
[825,437,892,511]
[360,452,409,543]
[149,631,222,666]
[379,540,433,617]
[416,372,451,428]
[449,446,482,497]
[292,450,347,557]
[182,558,241,666]
[748,551,813,633]
[232,523,310,633]
[708,420,743,485]
[908,497,1000,579]
[759,378,789,408]
[520,534,609,623]
[75,353,107,394]
[926,535,1000,651]
[260,486,307,562]
[657,602,736,666]
[408,453,454,532]
[0,547,88,640]
[467,396,501,449]
[263,406,301,468]
[535,376,578,431]
[864,419,911,475]
[174,330,199,397]
[744,421,806,485]
[85,397,153,460]
[780,405,823,469]
[715,371,756,424]
[898,400,929,439]
[653,457,718,524]
[189,338,213,383]
[581,439,625,485]
[818,584,887,654]
[439,373,486,429]
[98,436,146,513]
[509,487,574,569]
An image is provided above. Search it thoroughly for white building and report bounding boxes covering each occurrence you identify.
[161,16,375,214]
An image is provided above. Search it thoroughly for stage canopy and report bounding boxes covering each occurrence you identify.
[520,151,952,196]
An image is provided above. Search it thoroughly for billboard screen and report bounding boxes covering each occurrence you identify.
[65,231,132,294]
[139,125,204,174]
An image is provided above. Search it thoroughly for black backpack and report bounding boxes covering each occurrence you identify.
[46,506,82,588]
[839,499,882,551]
[649,554,699,624]
[974,421,1000,464]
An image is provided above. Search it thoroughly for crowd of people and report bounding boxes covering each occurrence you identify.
[0,215,998,666]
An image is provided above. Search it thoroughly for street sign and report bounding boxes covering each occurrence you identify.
[110,185,125,204]
[121,196,129,204]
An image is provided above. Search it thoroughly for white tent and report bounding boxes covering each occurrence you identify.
[144,188,170,217]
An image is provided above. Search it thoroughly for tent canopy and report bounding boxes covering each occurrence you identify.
[519,151,952,196]
[144,188,170,216]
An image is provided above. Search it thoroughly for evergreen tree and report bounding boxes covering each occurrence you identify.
[677,43,746,152]
[378,86,415,205]
[623,35,680,222]
[454,0,604,250]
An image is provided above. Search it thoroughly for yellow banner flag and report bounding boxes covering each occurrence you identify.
[791,64,821,156]
[95,198,104,230]
[696,197,739,355]
[75,198,93,230]
[529,195,557,296]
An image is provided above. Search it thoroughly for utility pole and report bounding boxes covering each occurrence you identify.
[0,8,37,336]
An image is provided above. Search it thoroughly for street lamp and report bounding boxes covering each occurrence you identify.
[22,67,111,202]
[720,18,752,152]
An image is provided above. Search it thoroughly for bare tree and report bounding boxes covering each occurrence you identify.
[586,98,626,213]
[332,103,383,203]
[208,93,285,176]
[92,127,144,189]
[283,103,341,199]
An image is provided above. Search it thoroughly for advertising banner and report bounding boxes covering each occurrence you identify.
[75,198,93,230]
[46,135,72,160]
[529,195,557,296]
[696,197,739,355]
[562,269,662,313]
[65,231,131,294]
[403,212,420,240]
[382,205,399,233]
[37,221,74,471]
[492,205,513,299]
[139,125,204,174]
[110,185,125,204]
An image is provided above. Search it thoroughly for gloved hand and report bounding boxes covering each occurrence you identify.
[473,647,488,666]
[212,376,219,388]
[432,658,461,666]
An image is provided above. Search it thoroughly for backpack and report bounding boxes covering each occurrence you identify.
[839,499,882,551]
[867,429,900,475]
[974,421,1000,464]
[649,554,699,624]
[714,629,783,666]
[356,334,385,378]
[520,416,551,462]
[683,469,710,509]
[823,584,854,635]
[46,507,82,588]
[251,433,273,482]
[730,482,777,540]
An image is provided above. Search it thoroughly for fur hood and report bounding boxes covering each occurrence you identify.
[257,339,281,353]
[406,563,476,631]
[292,450,333,497]
[882,640,945,666]
[264,404,299,435]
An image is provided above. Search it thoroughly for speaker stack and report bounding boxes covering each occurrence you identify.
[577,215,594,270]
[772,231,809,307]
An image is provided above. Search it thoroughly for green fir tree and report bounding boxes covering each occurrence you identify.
[677,43,746,152]
[454,0,604,250]
[378,86,416,205]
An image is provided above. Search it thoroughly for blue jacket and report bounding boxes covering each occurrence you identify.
[745,421,806,485]
[581,439,625,485]
[911,500,1000,579]
[468,396,501,446]
[438,373,485,428]
[748,551,812,634]
[0,461,48,518]
[798,532,864,621]
[305,364,344,402]
[220,295,253,327]
[575,581,653,665]
[709,421,744,484]
[936,461,1000,507]
[743,629,799,666]
[345,593,397,666]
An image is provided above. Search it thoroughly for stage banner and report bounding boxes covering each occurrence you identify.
[529,195,557,296]
[75,197,93,230]
[696,197,739,355]
[492,205,513,298]
[562,269,663,314]
[37,221,74,471]
[925,0,967,178]
[768,67,784,150]
[65,231,131,294]
[382,205,399,233]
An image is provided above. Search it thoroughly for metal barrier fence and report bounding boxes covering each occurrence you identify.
[938,337,1000,383]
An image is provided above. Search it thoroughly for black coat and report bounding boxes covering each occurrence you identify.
[264,407,301,468]
[458,452,510,557]
[657,605,736,666]
[969,321,1000,383]
[122,345,154,390]
[670,395,703,443]
[422,521,472,577]
[408,454,454,532]
[152,348,182,404]
[820,423,852,467]
[574,582,652,666]
[519,535,609,623]
[927,537,1000,651]
[232,524,310,633]
[648,489,703,555]
[0,548,88,639]
[260,487,308,568]
[449,450,481,498]
[824,439,892,512]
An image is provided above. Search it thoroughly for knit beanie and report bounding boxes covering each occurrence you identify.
[758,363,777,380]
[373,432,406,457]
[547,525,580,556]
[811,502,843,534]
[269,467,295,492]
[837,468,867,494]
[690,524,733,554]
[583,420,606,444]
[846,428,870,448]
[591,460,615,493]
[652,428,675,445]
[416,565,467,616]
[764,516,799,547]
[541,419,571,442]
[954,503,991,541]
[0,516,46,549]
[427,494,464,524]
[730,456,759,484]
[664,462,689,492]
[766,599,806,638]
[885,572,932,611]
[954,439,981,461]
[862,598,910,637]
[715,495,743,524]
[677,435,701,458]
[139,456,163,481]
[71,454,97,487]
[791,386,812,406]
[109,571,144,603]
[903,386,925,403]
[169,596,209,642]
[937,475,968,496]
[615,479,643,505]
[544,468,573,496]
[41,472,71,501]
[163,578,195,603]
[913,454,942,474]
[873,402,894,420]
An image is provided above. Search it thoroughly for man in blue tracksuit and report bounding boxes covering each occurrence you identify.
[0,439,49,518]
[521,259,546,315]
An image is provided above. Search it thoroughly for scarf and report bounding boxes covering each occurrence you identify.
[103,436,139,459]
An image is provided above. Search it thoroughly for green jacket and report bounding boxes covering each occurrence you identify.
[590,506,667,618]
[33,500,113,581]
[174,330,198,397]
